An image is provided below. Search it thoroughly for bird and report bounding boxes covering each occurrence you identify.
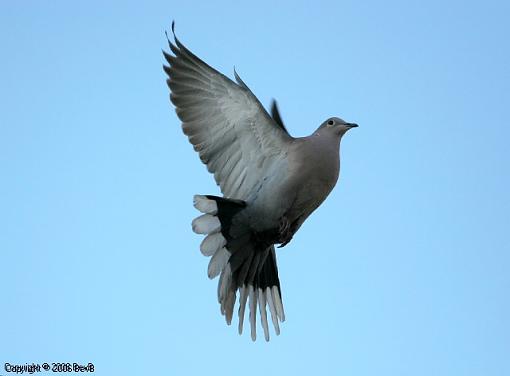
[163,22,358,341]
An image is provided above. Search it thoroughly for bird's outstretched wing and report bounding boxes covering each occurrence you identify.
[163,23,292,200]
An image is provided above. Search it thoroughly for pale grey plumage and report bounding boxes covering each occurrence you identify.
[163,22,357,341]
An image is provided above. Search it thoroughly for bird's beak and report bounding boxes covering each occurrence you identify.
[346,123,359,128]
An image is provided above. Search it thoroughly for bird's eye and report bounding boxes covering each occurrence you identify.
[327,120,334,126]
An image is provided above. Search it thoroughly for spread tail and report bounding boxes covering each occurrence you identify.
[192,194,285,341]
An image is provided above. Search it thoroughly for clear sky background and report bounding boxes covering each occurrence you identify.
[1,1,509,375]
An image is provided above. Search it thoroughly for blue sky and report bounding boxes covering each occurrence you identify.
[1,1,509,375]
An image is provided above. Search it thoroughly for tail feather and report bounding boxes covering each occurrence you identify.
[207,247,230,279]
[200,232,226,256]
[191,194,284,341]
[193,195,218,214]
[258,288,270,341]
[192,214,220,234]
[266,287,280,335]
[218,263,232,303]
[238,286,248,334]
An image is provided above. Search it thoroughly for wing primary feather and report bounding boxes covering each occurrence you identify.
[165,29,172,49]
[165,51,211,80]
[171,24,217,76]
[233,67,249,89]
[168,69,211,87]
[162,64,172,77]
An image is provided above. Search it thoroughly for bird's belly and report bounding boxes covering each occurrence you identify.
[241,176,295,231]
[286,178,335,223]
[240,159,338,234]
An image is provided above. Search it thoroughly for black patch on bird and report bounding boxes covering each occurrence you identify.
[229,245,282,298]
[205,195,246,240]
[202,195,283,297]
[256,248,282,296]
[270,99,288,134]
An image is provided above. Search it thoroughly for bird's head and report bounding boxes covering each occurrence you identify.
[320,117,358,136]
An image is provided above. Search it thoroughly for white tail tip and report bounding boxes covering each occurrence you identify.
[192,214,221,235]
[193,195,218,215]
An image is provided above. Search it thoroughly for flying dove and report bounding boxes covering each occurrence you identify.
[163,23,358,341]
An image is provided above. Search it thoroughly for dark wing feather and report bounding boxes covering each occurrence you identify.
[270,99,288,133]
